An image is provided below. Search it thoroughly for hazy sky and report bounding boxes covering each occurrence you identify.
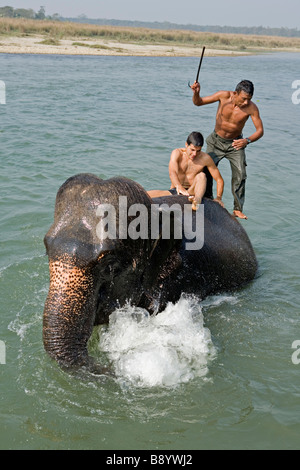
[4,0,300,28]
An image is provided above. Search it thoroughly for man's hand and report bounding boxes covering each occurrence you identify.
[177,185,190,196]
[232,138,248,150]
[190,81,200,94]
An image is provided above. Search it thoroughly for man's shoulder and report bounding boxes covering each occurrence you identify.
[201,150,212,159]
[197,151,214,165]
[249,100,260,114]
[172,147,185,156]
[170,147,185,161]
[218,90,231,100]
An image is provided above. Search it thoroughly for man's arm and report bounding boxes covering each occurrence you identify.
[191,81,225,107]
[168,149,189,196]
[205,157,224,207]
[248,105,264,142]
[232,104,264,150]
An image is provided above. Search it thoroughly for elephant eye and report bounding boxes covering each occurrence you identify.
[95,249,134,276]
[96,250,111,262]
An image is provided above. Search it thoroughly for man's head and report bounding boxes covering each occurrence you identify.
[186,132,204,160]
[186,131,204,148]
[233,80,254,108]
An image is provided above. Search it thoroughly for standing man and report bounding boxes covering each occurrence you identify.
[191,79,264,219]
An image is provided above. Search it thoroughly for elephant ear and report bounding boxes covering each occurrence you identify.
[144,204,183,287]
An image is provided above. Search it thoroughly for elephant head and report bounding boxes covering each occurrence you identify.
[43,174,180,370]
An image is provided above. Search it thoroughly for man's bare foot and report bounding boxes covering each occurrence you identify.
[213,198,225,208]
[188,195,201,210]
[233,210,248,219]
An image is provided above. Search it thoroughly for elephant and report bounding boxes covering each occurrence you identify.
[43,173,257,372]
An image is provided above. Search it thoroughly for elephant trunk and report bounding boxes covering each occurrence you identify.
[43,257,97,368]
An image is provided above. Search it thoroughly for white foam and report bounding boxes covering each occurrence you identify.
[99,295,217,388]
[200,294,239,308]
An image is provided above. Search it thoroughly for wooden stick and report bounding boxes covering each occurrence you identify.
[195,46,206,82]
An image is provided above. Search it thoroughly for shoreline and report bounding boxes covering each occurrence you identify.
[0,35,249,56]
[1,35,298,57]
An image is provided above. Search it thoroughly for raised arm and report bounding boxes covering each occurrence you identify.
[191,81,224,107]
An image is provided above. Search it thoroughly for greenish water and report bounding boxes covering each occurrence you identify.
[0,52,299,450]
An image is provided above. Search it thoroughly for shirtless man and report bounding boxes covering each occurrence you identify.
[191,79,264,219]
[148,131,224,211]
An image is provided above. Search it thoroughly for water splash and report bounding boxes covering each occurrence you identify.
[99,294,217,388]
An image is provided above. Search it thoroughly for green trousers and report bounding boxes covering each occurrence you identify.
[205,130,247,212]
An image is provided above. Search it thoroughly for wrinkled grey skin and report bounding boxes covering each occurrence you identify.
[43,173,257,372]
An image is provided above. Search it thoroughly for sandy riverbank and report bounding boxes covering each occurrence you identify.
[0,35,253,56]
[1,17,300,57]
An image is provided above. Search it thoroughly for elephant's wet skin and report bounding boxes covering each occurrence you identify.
[43,256,97,367]
[43,173,258,373]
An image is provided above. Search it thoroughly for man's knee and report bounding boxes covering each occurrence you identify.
[231,167,247,185]
[195,172,207,183]
[229,151,247,179]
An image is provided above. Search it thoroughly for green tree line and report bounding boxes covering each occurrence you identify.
[0,5,60,20]
[1,6,299,38]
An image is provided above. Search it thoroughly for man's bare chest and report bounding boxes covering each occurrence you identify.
[179,159,204,176]
[219,102,249,124]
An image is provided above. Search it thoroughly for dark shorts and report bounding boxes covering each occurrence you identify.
[168,188,178,195]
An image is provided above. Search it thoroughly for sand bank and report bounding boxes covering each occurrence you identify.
[0,35,252,57]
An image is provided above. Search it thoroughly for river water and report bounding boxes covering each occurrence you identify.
[0,52,299,450]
